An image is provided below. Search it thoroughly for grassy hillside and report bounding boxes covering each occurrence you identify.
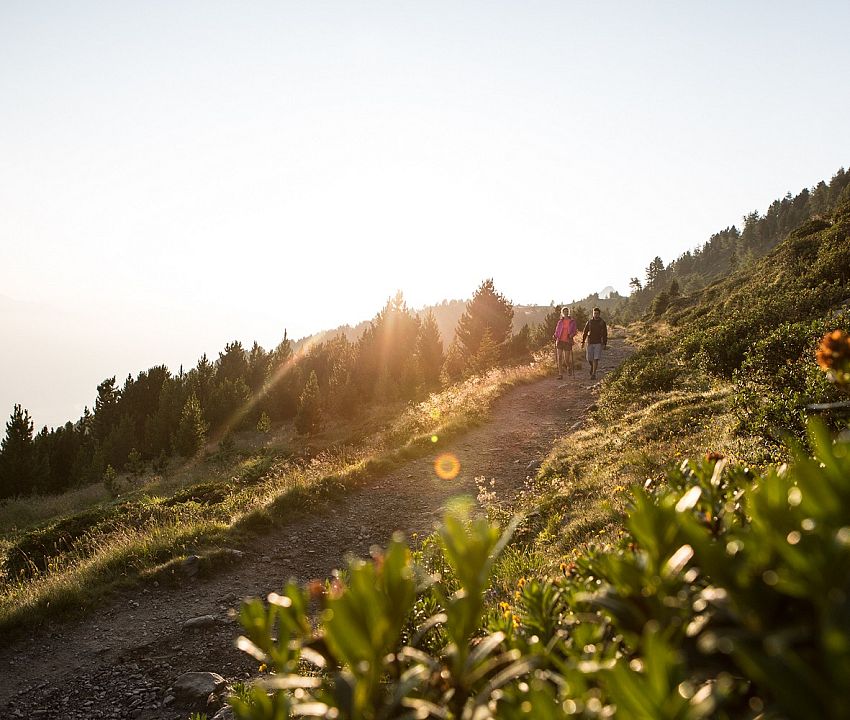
[0,359,548,638]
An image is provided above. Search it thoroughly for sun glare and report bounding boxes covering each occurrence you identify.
[434,452,461,481]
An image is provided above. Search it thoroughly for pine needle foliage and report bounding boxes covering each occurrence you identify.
[173,393,207,457]
[455,279,514,360]
[295,371,323,436]
[415,310,444,390]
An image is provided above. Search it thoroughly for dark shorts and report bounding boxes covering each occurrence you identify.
[556,340,574,350]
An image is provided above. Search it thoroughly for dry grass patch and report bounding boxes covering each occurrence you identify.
[491,380,758,584]
[0,483,110,535]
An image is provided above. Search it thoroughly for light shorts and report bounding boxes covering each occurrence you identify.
[586,343,603,361]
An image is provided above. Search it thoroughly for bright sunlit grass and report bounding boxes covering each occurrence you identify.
[478,372,769,598]
[0,356,549,636]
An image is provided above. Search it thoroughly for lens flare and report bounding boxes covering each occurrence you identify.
[434,453,461,480]
[431,435,439,443]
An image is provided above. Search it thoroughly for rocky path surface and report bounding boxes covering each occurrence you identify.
[0,338,629,719]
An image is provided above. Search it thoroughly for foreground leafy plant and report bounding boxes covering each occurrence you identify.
[231,424,850,719]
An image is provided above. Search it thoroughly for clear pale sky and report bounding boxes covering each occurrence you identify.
[2,1,849,428]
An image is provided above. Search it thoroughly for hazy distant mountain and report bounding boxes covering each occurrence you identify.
[292,300,554,352]
[599,286,617,299]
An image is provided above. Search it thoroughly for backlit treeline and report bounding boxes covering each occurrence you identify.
[622,166,850,319]
[0,280,536,499]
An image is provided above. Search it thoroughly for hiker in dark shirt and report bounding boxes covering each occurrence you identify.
[581,307,608,380]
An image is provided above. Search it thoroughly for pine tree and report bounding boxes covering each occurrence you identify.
[41,421,81,493]
[267,331,299,420]
[645,257,665,289]
[295,371,323,435]
[729,246,739,271]
[741,211,762,250]
[441,338,468,384]
[352,292,420,401]
[143,379,180,459]
[0,405,41,498]
[126,447,144,476]
[207,377,251,430]
[415,310,444,390]
[120,365,171,439]
[455,279,514,360]
[470,328,499,375]
[102,413,135,470]
[174,393,207,457]
[217,341,249,384]
[652,290,670,316]
[103,464,118,497]
[92,377,120,442]
[191,353,216,411]
[247,341,270,393]
[505,324,533,362]
[257,411,271,433]
[327,335,358,418]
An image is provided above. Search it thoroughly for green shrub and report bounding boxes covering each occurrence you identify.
[735,312,850,449]
[160,482,230,507]
[3,506,112,579]
[598,339,690,418]
[238,454,278,486]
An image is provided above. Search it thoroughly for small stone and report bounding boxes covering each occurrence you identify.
[173,672,226,701]
[183,615,217,630]
[163,695,175,706]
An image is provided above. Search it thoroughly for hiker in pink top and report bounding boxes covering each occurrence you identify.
[553,307,578,379]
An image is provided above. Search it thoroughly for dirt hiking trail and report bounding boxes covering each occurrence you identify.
[0,337,629,719]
